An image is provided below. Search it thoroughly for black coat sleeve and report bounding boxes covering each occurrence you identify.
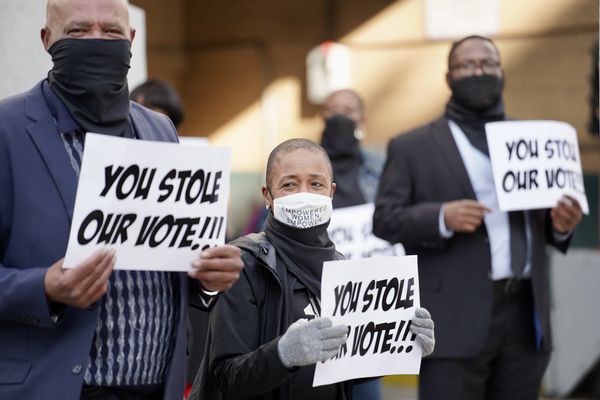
[208,258,293,398]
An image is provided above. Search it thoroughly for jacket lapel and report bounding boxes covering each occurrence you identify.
[25,82,78,222]
[429,116,477,200]
[129,104,152,141]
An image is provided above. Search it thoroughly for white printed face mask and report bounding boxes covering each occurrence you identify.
[272,192,333,229]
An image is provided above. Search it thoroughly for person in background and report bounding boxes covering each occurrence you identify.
[374,35,583,400]
[320,89,384,399]
[320,89,383,209]
[131,79,185,128]
[238,89,383,238]
[0,1,243,399]
[190,138,435,400]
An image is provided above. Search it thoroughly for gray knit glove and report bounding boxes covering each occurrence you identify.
[277,317,348,369]
[410,307,435,357]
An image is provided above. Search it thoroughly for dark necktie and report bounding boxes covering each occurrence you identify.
[509,211,527,278]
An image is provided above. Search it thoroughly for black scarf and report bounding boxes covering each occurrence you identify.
[320,114,366,208]
[263,213,337,298]
[445,96,505,156]
[48,38,133,138]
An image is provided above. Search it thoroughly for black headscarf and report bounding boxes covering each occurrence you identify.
[263,213,337,298]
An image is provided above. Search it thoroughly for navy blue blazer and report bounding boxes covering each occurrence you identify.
[0,81,191,399]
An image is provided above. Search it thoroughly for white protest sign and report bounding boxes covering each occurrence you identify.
[314,256,421,387]
[486,120,589,214]
[64,134,231,271]
[328,203,404,259]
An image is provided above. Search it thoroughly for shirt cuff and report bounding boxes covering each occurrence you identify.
[552,228,572,242]
[197,289,219,309]
[46,297,65,324]
[439,204,455,239]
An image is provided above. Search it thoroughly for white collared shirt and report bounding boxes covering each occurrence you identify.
[439,120,532,280]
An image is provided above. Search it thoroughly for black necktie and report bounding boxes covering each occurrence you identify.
[509,211,527,278]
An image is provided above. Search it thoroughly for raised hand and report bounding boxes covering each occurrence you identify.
[188,244,244,292]
[278,317,348,368]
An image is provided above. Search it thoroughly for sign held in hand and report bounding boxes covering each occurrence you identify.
[64,133,231,271]
[486,120,589,214]
[313,255,421,387]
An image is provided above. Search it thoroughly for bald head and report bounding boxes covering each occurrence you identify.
[265,138,333,188]
[42,0,133,50]
[321,89,365,127]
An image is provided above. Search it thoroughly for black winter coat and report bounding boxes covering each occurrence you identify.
[189,232,352,400]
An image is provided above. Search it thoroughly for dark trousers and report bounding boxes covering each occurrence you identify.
[352,378,382,400]
[80,386,162,400]
[419,280,550,400]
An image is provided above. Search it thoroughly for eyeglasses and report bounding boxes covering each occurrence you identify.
[449,59,501,74]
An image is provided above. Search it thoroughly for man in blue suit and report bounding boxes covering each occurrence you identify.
[0,0,243,398]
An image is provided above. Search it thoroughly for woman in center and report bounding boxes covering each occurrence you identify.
[190,138,434,400]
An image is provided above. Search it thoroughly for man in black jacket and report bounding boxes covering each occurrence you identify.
[373,36,582,400]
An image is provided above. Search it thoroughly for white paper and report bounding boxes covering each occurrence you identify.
[328,203,404,259]
[64,133,231,271]
[486,120,589,214]
[313,256,421,387]
[425,0,500,40]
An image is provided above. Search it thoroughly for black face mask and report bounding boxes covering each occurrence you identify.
[48,38,133,137]
[449,74,504,112]
[319,114,365,207]
[320,114,361,159]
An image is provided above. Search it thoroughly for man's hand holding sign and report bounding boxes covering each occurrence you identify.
[45,248,116,309]
[550,196,583,234]
[188,244,243,292]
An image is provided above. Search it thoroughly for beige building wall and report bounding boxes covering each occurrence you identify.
[131,0,598,234]
[132,0,598,172]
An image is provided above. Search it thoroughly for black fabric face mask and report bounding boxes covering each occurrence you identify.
[48,38,133,137]
[449,74,504,112]
[320,113,366,208]
[445,74,506,156]
[320,114,361,159]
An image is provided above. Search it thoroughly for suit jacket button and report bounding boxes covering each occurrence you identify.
[72,365,82,375]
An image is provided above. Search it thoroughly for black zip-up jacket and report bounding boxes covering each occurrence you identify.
[189,232,351,400]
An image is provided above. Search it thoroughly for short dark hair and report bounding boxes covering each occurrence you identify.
[447,35,500,69]
[130,79,185,127]
[265,138,332,187]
